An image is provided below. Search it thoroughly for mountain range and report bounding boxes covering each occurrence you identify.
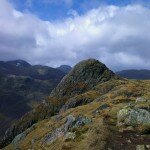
[0,60,72,139]
[0,59,149,150]
[116,69,150,80]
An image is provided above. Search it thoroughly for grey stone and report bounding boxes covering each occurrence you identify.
[136,145,145,150]
[73,115,92,128]
[117,106,150,132]
[43,115,92,145]
[12,125,35,148]
[43,115,75,145]
[65,132,76,140]
[146,145,150,149]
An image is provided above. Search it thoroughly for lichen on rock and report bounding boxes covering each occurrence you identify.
[117,105,150,132]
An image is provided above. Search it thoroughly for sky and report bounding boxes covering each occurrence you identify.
[0,0,150,71]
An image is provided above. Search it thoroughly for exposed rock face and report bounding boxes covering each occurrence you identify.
[43,115,75,145]
[43,115,92,145]
[59,95,93,113]
[117,105,150,133]
[12,125,35,149]
[51,59,117,99]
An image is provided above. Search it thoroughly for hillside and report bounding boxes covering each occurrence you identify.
[0,60,66,139]
[116,69,150,80]
[1,59,150,150]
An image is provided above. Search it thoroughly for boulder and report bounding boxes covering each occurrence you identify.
[43,115,75,145]
[117,105,150,132]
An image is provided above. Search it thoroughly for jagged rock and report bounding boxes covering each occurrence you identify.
[12,125,35,149]
[60,96,93,113]
[0,118,36,149]
[117,105,150,132]
[72,115,92,128]
[43,115,75,145]
[43,115,92,145]
[51,59,116,99]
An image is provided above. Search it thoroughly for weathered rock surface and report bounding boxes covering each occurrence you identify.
[117,105,150,132]
[43,115,92,145]
[60,96,93,113]
[12,125,35,149]
[50,59,117,99]
[43,115,75,145]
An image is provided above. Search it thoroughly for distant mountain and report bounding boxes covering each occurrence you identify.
[0,60,66,138]
[116,69,150,80]
[6,60,31,67]
[57,65,72,74]
[0,60,65,80]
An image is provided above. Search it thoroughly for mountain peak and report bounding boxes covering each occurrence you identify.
[6,60,31,67]
[57,65,72,74]
[50,59,116,99]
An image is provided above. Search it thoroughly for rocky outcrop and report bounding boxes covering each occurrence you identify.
[12,125,35,149]
[43,115,92,145]
[60,96,93,113]
[51,59,117,99]
[43,115,75,145]
[117,105,150,133]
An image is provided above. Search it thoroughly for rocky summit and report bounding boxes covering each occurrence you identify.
[0,59,150,150]
[51,59,117,99]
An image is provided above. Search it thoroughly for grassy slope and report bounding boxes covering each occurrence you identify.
[4,79,150,150]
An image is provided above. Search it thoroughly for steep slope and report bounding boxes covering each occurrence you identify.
[51,59,117,99]
[0,60,66,139]
[116,69,150,80]
[0,59,118,148]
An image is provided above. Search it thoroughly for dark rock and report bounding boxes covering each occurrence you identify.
[51,59,117,99]
[60,96,93,113]
[92,104,109,115]
[72,115,92,128]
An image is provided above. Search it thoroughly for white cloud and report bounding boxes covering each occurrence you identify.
[0,0,150,71]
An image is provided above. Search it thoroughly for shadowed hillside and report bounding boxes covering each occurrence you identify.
[0,60,66,139]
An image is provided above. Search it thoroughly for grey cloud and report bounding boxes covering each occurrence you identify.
[0,0,150,71]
